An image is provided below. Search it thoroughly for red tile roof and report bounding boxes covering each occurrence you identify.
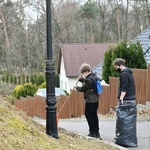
[58,43,115,77]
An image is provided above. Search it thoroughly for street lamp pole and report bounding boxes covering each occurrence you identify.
[45,0,59,139]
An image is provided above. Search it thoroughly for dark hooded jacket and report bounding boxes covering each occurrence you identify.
[117,67,136,100]
[76,72,99,103]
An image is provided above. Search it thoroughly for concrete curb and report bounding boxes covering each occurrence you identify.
[32,117,129,150]
[73,133,129,150]
[102,140,129,150]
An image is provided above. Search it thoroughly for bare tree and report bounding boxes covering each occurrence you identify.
[0,3,13,74]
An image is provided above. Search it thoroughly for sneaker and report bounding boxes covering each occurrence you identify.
[94,133,100,138]
[87,133,94,137]
[87,133,102,140]
[94,133,102,140]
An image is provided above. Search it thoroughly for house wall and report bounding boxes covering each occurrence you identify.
[59,57,81,93]
[59,57,68,91]
[68,78,82,92]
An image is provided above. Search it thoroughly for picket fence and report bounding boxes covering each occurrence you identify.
[14,65,150,119]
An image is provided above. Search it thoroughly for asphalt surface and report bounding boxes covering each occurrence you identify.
[33,116,150,150]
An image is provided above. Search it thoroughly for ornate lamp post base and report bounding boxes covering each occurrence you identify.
[46,106,59,139]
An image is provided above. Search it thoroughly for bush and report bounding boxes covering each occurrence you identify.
[39,82,46,88]
[13,83,38,99]
[35,74,45,87]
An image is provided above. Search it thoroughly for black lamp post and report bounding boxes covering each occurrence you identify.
[45,0,59,139]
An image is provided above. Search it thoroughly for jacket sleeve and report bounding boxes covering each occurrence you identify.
[76,78,93,92]
[120,73,128,92]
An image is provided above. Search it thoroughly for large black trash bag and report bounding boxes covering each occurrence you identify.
[115,102,138,147]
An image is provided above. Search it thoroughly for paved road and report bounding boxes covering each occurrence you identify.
[33,117,150,150]
[58,117,150,150]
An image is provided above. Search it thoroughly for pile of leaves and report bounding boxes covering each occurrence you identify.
[0,96,119,150]
[101,106,150,118]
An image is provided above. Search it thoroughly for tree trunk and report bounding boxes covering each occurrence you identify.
[116,0,121,41]
[0,4,12,74]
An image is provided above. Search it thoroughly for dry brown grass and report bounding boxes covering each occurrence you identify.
[0,96,120,150]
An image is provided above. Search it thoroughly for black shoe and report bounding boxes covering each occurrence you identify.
[94,133,102,140]
[87,133,94,137]
[88,133,102,139]
[94,133,100,138]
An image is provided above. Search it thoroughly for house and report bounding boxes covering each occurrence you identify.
[131,26,150,64]
[58,43,115,93]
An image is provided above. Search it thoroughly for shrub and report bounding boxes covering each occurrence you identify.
[13,85,24,99]
[13,83,38,99]
[39,82,46,88]
[35,74,45,86]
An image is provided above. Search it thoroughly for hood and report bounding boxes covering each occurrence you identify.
[122,67,133,74]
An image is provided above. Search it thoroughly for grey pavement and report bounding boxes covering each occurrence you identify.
[33,116,150,150]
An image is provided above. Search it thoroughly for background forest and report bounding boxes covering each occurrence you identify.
[0,0,150,75]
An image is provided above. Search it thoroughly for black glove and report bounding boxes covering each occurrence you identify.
[119,99,123,105]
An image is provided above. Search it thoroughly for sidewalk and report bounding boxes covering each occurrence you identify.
[33,116,150,150]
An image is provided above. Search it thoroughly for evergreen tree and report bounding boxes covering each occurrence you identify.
[18,75,21,85]
[80,0,98,19]
[22,74,25,84]
[54,73,60,87]
[10,75,13,83]
[2,76,5,82]
[6,74,9,83]
[30,74,34,84]
[26,75,29,83]
[35,73,45,87]
[102,41,147,84]
[102,48,113,83]
[14,75,17,84]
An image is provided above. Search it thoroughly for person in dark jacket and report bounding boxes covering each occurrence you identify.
[113,58,137,147]
[113,58,136,105]
[74,63,101,139]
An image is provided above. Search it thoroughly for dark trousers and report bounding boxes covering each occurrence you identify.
[85,102,99,134]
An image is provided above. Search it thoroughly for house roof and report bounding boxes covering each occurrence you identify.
[131,26,150,64]
[91,62,104,80]
[58,43,115,77]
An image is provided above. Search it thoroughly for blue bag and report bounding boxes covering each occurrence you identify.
[96,79,102,94]
[91,75,102,94]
